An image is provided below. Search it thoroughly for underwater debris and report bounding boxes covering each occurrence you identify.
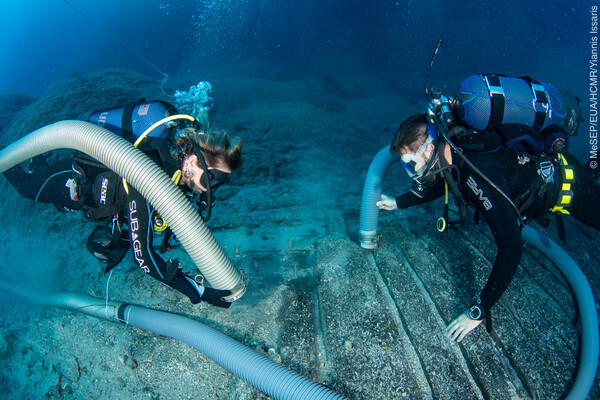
[267,347,282,364]
[118,350,138,370]
[344,340,353,351]
[59,355,81,382]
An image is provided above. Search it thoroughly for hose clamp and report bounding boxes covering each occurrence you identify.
[359,230,378,250]
[223,270,247,302]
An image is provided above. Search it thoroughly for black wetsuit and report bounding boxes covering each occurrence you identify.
[395,148,600,313]
[3,141,207,304]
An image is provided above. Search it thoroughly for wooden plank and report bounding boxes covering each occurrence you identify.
[315,238,431,399]
[373,236,486,399]
[382,220,531,399]
[458,226,578,356]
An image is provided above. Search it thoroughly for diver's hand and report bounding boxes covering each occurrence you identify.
[446,312,482,342]
[377,194,397,211]
[201,287,233,308]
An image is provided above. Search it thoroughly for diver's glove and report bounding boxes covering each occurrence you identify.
[377,194,397,211]
[185,274,233,308]
[201,287,233,309]
[446,305,486,342]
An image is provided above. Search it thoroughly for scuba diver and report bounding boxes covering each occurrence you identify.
[3,100,242,308]
[376,74,600,342]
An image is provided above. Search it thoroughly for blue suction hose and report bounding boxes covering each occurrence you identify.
[122,304,346,400]
[3,287,346,400]
[359,146,599,399]
[359,145,399,249]
[521,226,599,400]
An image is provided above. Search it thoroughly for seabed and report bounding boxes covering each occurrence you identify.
[0,69,598,399]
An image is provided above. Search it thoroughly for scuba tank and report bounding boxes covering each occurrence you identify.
[423,42,580,233]
[455,74,567,133]
[86,100,178,142]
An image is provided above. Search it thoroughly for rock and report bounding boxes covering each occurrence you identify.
[119,352,138,370]
[59,355,80,382]
[267,347,282,364]
[0,89,37,137]
[1,69,169,144]
[117,377,127,389]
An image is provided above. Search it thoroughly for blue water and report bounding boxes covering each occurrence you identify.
[1,1,598,398]
[0,0,590,95]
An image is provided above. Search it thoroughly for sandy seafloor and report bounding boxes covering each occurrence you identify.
[0,65,599,399]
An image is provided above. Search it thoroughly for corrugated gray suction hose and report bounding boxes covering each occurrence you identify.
[359,145,599,400]
[0,120,244,300]
[3,285,346,400]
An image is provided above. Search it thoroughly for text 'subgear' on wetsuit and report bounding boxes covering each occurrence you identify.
[125,186,206,303]
[3,140,206,304]
[395,148,600,313]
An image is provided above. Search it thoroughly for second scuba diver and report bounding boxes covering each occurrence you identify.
[377,76,600,342]
[3,100,242,308]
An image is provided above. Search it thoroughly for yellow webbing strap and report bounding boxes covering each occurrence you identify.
[550,153,575,214]
[122,114,196,194]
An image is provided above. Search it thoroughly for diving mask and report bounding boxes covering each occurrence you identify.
[188,142,230,193]
[400,136,434,177]
[201,168,230,192]
[191,142,231,222]
[402,127,440,199]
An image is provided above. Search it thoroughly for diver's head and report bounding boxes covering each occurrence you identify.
[391,114,438,178]
[180,153,231,194]
[172,128,242,194]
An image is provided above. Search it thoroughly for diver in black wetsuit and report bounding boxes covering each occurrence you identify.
[377,114,600,342]
[3,103,242,308]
